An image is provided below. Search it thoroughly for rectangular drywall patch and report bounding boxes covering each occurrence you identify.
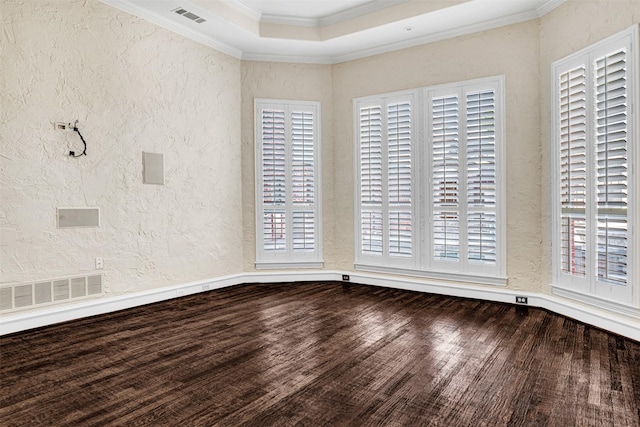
[57,208,100,228]
[143,152,164,185]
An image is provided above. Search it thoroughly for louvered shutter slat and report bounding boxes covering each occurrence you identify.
[594,48,628,284]
[262,209,286,251]
[361,210,383,254]
[292,210,315,251]
[360,106,383,207]
[261,109,286,207]
[432,95,460,261]
[467,90,497,265]
[261,109,287,252]
[388,101,413,256]
[558,66,588,275]
[291,111,315,207]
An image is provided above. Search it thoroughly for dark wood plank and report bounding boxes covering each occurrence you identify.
[1,282,639,426]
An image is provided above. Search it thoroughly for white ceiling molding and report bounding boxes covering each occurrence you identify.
[257,0,409,27]
[250,7,543,64]
[536,0,566,17]
[319,0,408,27]
[100,0,566,65]
[101,0,243,58]
[220,0,262,21]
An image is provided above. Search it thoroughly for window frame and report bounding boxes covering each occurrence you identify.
[551,25,639,310]
[254,99,323,269]
[354,76,506,285]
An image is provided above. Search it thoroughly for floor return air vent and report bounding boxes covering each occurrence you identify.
[0,274,103,312]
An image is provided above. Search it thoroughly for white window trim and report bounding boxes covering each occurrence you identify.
[354,76,506,285]
[255,98,323,268]
[551,25,639,309]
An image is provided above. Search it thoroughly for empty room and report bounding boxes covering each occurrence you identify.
[1,0,639,425]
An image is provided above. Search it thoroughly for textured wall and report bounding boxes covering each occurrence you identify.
[0,0,243,301]
[332,21,542,291]
[3,0,638,319]
[240,61,334,271]
[538,0,640,293]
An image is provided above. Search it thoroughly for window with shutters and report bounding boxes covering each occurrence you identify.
[255,99,322,268]
[552,25,638,308]
[355,77,505,284]
[427,81,503,277]
[356,92,417,269]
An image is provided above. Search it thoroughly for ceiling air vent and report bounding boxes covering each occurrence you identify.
[173,7,206,24]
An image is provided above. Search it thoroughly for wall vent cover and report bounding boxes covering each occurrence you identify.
[0,274,103,312]
[172,7,206,23]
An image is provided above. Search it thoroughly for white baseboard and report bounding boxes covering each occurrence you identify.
[1,270,638,342]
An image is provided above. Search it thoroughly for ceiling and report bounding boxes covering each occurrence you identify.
[100,0,564,64]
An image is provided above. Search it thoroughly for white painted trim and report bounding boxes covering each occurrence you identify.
[243,270,341,283]
[2,271,638,342]
[243,9,542,65]
[99,0,565,66]
[260,14,319,27]
[329,9,541,64]
[99,0,243,59]
[0,273,244,336]
[551,285,640,318]
[258,0,409,27]
[536,0,565,17]
[241,52,333,65]
[355,264,508,287]
[220,0,262,21]
[319,0,408,27]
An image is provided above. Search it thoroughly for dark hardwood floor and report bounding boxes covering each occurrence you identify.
[1,281,639,426]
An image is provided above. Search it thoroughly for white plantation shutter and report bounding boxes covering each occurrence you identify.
[428,81,503,275]
[559,66,588,277]
[355,77,504,282]
[256,100,321,265]
[552,25,637,306]
[261,109,286,251]
[432,95,460,261]
[466,89,497,265]
[356,93,415,266]
[292,111,316,252]
[595,48,628,285]
[359,105,383,254]
[388,101,412,257]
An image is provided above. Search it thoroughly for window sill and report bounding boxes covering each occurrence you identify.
[354,264,507,286]
[256,261,324,270]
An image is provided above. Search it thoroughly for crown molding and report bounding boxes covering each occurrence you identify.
[241,0,408,28]
[241,52,333,64]
[100,0,564,65]
[536,0,565,17]
[330,8,541,64]
[241,7,542,65]
[319,0,408,27]
[220,0,262,21]
[99,0,243,59]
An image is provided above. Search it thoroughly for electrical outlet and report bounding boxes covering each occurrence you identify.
[515,296,528,304]
[95,257,104,269]
[176,289,185,297]
[342,274,350,281]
